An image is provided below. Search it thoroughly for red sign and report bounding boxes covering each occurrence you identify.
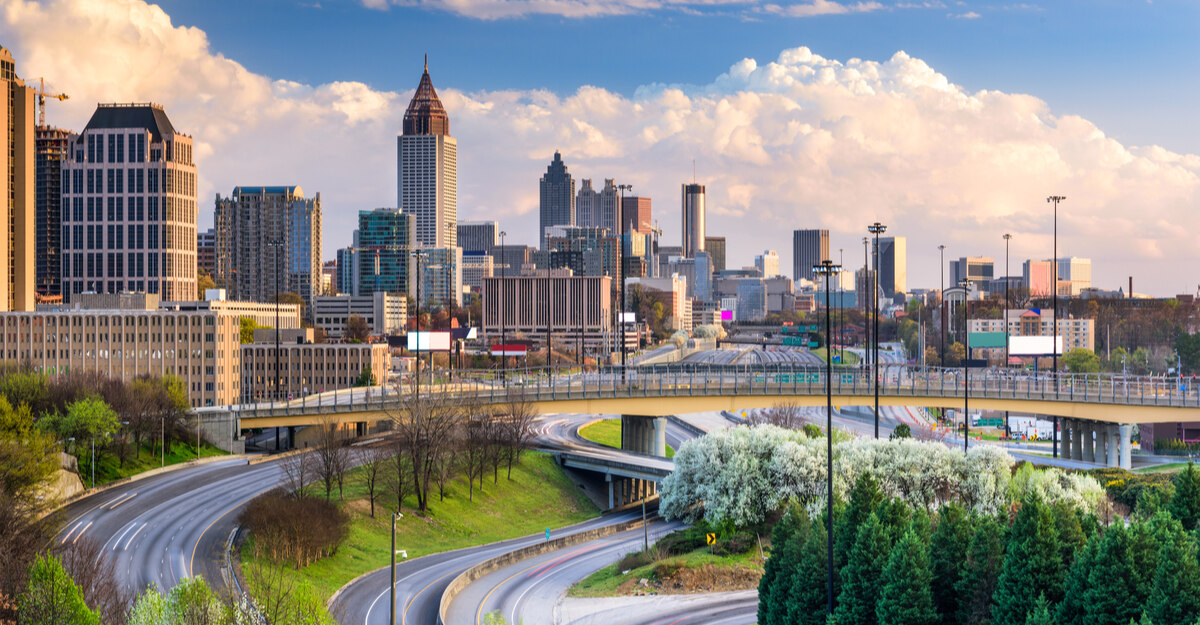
[490,344,528,357]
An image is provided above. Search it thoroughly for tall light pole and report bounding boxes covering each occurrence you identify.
[960,277,972,455]
[1047,195,1065,459]
[267,238,284,405]
[1003,233,1012,438]
[545,258,552,368]
[862,237,868,354]
[498,231,507,379]
[813,259,840,617]
[389,511,403,625]
[617,183,633,380]
[838,248,844,363]
[410,250,427,400]
[867,222,886,438]
[938,244,946,366]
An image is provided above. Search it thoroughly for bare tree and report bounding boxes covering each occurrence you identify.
[502,400,538,479]
[313,416,350,501]
[385,440,410,513]
[356,446,388,518]
[344,314,371,342]
[750,401,808,430]
[243,551,299,625]
[279,451,316,499]
[461,415,490,501]
[389,395,463,513]
[56,537,134,625]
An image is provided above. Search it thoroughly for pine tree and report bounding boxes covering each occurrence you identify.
[1170,463,1200,531]
[992,497,1065,625]
[957,515,1006,625]
[1146,522,1200,625]
[766,529,807,625]
[835,512,894,625]
[760,506,808,625]
[1026,594,1057,625]
[930,503,973,625]
[1084,522,1141,625]
[1058,535,1100,625]
[1052,502,1087,570]
[837,473,885,582]
[876,529,938,625]
[17,555,100,625]
[1127,519,1161,605]
[790,519,835,625]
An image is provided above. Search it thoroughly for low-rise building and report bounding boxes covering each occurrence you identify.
[313,293,407,340]
[482,275,613,349]
[626,274,692,334]
[967,309,1095,358]
[162,291,301,330]
[240,328,389,401]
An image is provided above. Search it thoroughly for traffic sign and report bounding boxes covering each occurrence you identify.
[842,374,854,384]
[706,533,716,545]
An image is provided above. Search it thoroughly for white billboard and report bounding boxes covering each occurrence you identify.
[1008,336,1063,356]
[619,312,637,324]
[407,331,451,352]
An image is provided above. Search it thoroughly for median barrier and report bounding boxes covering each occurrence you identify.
[666,414,707,438]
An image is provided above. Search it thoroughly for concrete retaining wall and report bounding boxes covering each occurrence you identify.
[437,517,649,625]
[666,414,707,438]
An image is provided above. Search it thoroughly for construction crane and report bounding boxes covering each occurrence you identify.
[29,78,68,127]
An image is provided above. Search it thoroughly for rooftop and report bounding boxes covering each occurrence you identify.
[82,103,179,142]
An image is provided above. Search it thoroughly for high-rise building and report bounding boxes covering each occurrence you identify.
[196,227,215,278]
[336,230,361,296]
[357,208,415,297]
[792,229,829,284]
[545,225,620,281]
[62,103,197,302]
[681,183,705,258]
[1023,259,1053,297]
[36,127,73,299]
[461,252,493,297]
[755,250,780,278]
[1023,257,1092,297]
[576,179,597,229]
[621,196,651,235]
[877,236,907,297]
[539,151,574,249]
[416,246,463,307]
[457,220,498,255]
[214,186,322,312]
[704,236,726,273]
[397,59,456,249]
[949,257,994,292]
[0,47,35,310]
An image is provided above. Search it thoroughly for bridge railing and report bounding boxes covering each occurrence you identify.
[224,363,1200,420]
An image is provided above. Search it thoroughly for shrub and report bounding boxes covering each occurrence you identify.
[617,549,655,572]
[239,492,349,569]
[657,527,708,555]
[652,560,683,579]
[714,532,755,556]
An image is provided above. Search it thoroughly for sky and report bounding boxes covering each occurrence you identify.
[1,0,1197,295]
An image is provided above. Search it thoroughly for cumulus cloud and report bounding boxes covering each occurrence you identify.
[950,10,980,18]
[760,0,884,17]
[2,0,1197,294]
[364,0,899,19]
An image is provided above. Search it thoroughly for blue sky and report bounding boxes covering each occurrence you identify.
[160,0,1199,153]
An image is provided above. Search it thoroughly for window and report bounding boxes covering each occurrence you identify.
[86,170,94,194]
[116,135,124,163]
[73,198,82,222]
[107,197,115,221]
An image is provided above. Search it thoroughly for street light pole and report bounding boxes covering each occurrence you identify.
[960,278,972,455]
[389,511,403,625]
[867,222,886,438]
[411,251,427,400]
[267,238,284,406]
[618,183,633,381]
[813,259,840,617]
[839,248,844,364]
[498,231,507,380]
[1003,233,1012,438]
[1047,195,1065,459]
[938,244,946,365]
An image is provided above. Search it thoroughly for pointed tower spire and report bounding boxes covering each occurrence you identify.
[424,53,428,72]
[403,57,449,136]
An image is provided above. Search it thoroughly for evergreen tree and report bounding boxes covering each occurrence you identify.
[766,529,807,625]
[992,497,1065,625]
[1146,521,1200,625]
[1026,594,1057,625]
[17,555,100,625]
[1127,519,1161,605]
[876,529,938,625]
[789,519,836,625]
[760,506,808,625]
[1084,522,1141,625]
[957,515,1006,625]
[1052,502,1088,570]
[1170,463,1200,531]
[1058,535,1100,625]
[930,503,973,625]
[836,512,894,625]
[836,473,885,582]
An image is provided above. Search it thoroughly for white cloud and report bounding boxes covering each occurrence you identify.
[2,0,1197,294]
[364,0,900,19]
[950,10,980,18]
[760,0,884,17]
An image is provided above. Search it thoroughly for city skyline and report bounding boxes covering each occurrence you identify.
[4,0,1198,296]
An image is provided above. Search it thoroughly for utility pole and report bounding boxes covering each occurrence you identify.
[868,222,886,438]
[1047,195,1065,459]
[618,183,633,381]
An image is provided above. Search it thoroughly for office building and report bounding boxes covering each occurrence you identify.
[397,59,456,248]
[681,183,705,258]
[539,151,574,249]
[161,292,301,330]
[669,252,711,302]
[765,276,795,313]
[968,309,1094,355]
[493,244,533,274]
[336,231,361,296]
[457,220,498,255]
[877,236,906,297]
[1057,257,1092,296]
[949,257,994,292]
[1,47,35,310]
[240,329,389,401]
[62,103,197,302]
[704,236,726,273]
[321,260,336,296]
[36,127,73,299]
[356,208,415,297]
[461,253,493,296]
[625,274,691,333]
[576,178,620,232]
[755,250,780,279]
[621,196,651,235]
[736,280,767,321]
[196,227,215,277]
[1023,258,1091,297]
[545,225,620,280]
[792,229,829,285]
[313,293,407,340]
[623,232,653,279]
[482,275,613,349]
[416,246,463,307]
[214,186,322,312]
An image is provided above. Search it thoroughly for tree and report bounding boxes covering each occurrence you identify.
[1025,594,1057,625]
[196,269,216,299]
[354,365,376,387]
[836,472,885,577]
[1175,331,1200,376]
[1169,463,1200,531]
[890,423,912,440]
[992,497,1065,625]
[876,529,938,625]
[501,400,537,478]
[945,342,965,367]
[836,511,894,625]
[17,554,100,625]
[1146,518,1200,625]
[1063,348,1101,373]
[787,514,833,625]
[239,317,266,344]
[1058,534,1099,625]
[344,314,371,342]
[930,503,972,625]
[765,521,806,625]
[313,417,349,501]
[57,538,133,625]
[759,506,805,625]
[1084,521,1142,625]
[956,515,1005,625]
[357,446,389,518]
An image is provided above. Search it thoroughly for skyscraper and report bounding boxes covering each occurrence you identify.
[36,127,73,299]
[621,196,651,235]
[457,220,498,255]
[539,151,574,249]
[877,236,907,297]
[597,179,619,233]
[704,236,726,273]
[792,229,829,285]
[356,208,415,297]
[214,186,322,310]
[949,257,994,292]
[576,179,597,228]
[397,58,457,249]
[755,250,780,278]
[196,227,215,277]
[62,103,197,302]
[681,183,705,258]
[0,47,35,310]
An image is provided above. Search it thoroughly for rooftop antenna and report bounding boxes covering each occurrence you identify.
[424,54,428,72]
[692,159,696,183]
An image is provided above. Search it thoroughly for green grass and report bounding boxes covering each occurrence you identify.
[243,451,600,605]
[578,419,676,459]
[569,546,763,598]
[83,441,228,486]
[1136,462,1193,474]
[810,348,859,365]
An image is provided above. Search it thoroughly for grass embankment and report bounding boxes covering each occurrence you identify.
[570,527,764,597]
[88,441,227,485]
[244,451,600,605]
[811,348,859,365]
[578,419,676,459]
[1136,462,1191,474]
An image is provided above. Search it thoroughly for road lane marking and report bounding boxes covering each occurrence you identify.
[475,541,613,625]
[71,521,93,544]
[124,523,147,551]
[188,491,265,577]
[61,519,86,544]
[110,521,139,551]
[106,492,137,510]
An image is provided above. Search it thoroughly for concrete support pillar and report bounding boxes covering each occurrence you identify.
[1072,422,1084,462]
[1082,422,1095,463]
[621,415,669,457]
[1119,424,1132,470]
[653,418,667,457]
[607,474,614,510]
[1061,419,1074,461]
[1107,425,1120,468]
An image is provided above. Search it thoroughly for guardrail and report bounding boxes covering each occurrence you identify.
[210,363,1200,420]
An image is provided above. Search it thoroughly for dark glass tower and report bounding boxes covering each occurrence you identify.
[539,151,575,250]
